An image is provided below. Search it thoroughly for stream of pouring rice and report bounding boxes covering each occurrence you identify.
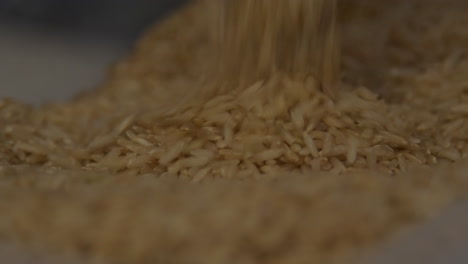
[214,0,340,96]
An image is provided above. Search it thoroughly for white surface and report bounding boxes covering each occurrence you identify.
[0,25,126,105]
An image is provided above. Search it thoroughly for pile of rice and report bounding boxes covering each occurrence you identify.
[0,0,467,263]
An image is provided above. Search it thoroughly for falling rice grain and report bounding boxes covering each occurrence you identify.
[303,132,319,158]
[255,149,284,162]
[346,135,359,165]
[397,154,408,172]
[159,141,186,166]
[322,133,333,155]
[438,148,461,161]
[192,167,211,183]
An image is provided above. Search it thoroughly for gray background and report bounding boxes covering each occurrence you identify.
[0,0,186,104]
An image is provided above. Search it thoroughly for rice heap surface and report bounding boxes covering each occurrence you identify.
[0,0,468,263]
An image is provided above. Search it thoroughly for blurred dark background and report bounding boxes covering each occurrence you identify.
[0,0,187,104]
[0,0,187,41]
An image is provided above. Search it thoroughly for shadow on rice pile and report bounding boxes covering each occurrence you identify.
[0,0,467,263]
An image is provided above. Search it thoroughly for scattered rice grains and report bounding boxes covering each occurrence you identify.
[0,0,468,263]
